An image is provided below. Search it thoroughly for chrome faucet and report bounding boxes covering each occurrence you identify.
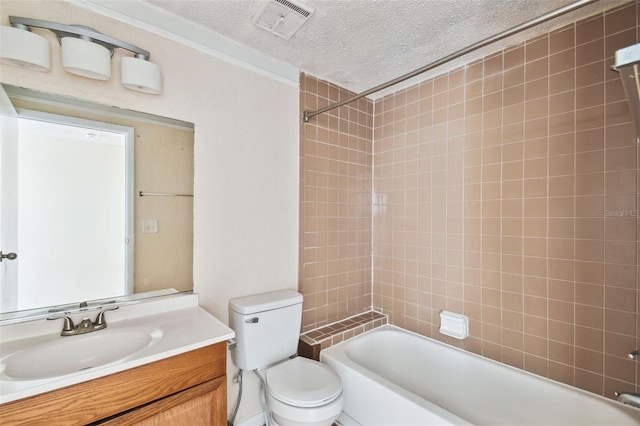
[48,306,119,336]
[615,391,640,409]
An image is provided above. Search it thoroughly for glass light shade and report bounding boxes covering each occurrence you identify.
[0,26,50,71]
[61,37,111,80]
[121,56,162,94]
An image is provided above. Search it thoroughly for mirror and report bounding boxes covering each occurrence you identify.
[0,84,194,322]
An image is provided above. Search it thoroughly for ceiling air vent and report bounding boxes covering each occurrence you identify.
[251,0,315,40]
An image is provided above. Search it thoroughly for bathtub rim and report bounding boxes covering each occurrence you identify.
[320,323,640,417]
[320,324,471,426]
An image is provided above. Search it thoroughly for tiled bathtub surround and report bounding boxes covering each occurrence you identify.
[299,74,374,332]
[372,2,639,397]
[300,1,640,399]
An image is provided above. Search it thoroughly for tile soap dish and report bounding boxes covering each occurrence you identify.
[439,310,469,340]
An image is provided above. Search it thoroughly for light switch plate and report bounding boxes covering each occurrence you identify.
[142,219,158,234]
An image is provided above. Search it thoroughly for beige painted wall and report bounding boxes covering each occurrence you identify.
[133,121,193,293]
[0,1,299,422]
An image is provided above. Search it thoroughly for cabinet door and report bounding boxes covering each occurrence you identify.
[97,376,226,426]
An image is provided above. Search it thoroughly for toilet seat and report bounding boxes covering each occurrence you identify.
[266,357,342,408]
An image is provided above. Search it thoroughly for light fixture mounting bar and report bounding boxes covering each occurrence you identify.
[9,16,151,60]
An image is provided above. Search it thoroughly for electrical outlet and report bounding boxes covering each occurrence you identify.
[142,219,158,234]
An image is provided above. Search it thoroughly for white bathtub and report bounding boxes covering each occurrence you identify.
[320,325,640,426]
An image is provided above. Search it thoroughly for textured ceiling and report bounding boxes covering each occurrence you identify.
[143,0,622,97]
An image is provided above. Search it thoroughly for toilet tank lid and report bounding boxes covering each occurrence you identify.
[229,289,303,315]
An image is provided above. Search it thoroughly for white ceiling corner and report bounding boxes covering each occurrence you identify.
[75,0,627,99]
[72,0,300,86]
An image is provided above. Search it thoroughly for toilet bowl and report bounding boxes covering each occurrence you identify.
[264,357,344,426]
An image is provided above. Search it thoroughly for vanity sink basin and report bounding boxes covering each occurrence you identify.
[2,327,162,380]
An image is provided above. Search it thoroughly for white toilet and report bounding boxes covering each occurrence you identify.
[229,290,343,426]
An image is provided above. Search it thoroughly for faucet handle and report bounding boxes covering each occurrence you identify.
[93,306,119,328]
[47,316,76,335]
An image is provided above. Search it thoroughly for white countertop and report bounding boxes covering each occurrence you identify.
[0,293,234,404]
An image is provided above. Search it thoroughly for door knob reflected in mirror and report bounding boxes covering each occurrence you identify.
[0,251,17,262]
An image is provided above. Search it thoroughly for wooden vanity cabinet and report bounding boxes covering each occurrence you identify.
[0,342,227,426]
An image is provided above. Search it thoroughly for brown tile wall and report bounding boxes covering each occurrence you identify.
[299,1,639,399]
[372,2,639,398]
[299,74,374,332]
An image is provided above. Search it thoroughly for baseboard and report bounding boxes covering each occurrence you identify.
[232,412,266,426]
[337,411,362,426]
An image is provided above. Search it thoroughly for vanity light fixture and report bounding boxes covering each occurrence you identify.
[0,24,50,71]
[61,35,112,80]
[0,16,161,94]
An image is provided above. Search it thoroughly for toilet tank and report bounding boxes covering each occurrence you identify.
[229,289,303,370]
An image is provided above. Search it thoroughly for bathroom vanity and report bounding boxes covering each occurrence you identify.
[0,343,226,425]
[0,294,234,425]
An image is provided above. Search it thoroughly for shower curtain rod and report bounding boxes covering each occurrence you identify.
[302,0,598,123]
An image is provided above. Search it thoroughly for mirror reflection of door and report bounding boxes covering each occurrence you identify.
[0,87,19,311]
[0,109,134,312]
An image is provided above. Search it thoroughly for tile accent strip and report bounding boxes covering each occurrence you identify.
[300,310,388,357]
